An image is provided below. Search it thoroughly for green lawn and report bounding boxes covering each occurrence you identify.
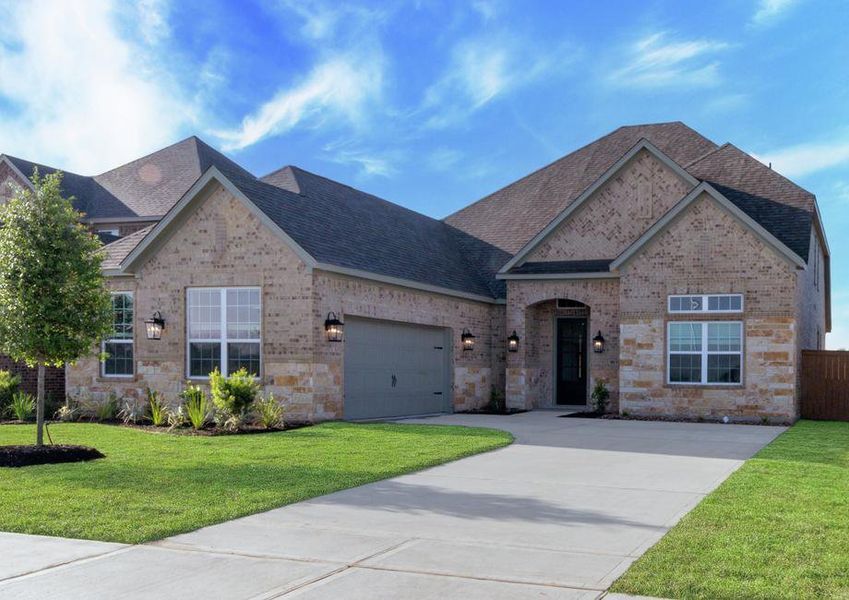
[612,420,849,600]
[0,422,511,544]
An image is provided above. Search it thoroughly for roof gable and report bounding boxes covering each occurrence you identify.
[611,182,806,271]
[499,138,699,273]
[444,121,718,254]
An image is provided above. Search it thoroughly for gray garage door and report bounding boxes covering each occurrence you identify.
[344,317,451,420]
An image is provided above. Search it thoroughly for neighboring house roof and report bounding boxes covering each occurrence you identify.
[3,137,251,221]
[102,225,155,271]
[444,122,718,254]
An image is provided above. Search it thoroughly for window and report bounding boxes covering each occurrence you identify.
[97,228,120,236]
[668,321,743,385]
[102,292,134,377]
[668,294,743,314]
[187,287,261,378]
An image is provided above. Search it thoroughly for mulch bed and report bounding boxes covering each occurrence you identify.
[0,445,105,468]
[116,421,311,436]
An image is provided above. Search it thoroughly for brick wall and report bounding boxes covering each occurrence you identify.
[526,149,693,262]
[505,278,620,410]
[0,356,64,402]
[67,183,503,421]
[618,192,799,421]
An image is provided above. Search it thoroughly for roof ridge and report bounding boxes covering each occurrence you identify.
[94,136,200,178]
[684,142,731,168]
[442,123,627,221]
[2,154,89,179]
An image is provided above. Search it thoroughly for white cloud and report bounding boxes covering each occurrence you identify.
[423,34,576,128]
[0,0,191,174]
[427,148,463,172]
[322,140,398,177]
[755,139,849,178]
[610,31,729,89]
[751,0,800,27]
[213,51,384,152]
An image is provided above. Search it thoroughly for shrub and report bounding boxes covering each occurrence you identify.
[255,394,283,429]
[96,393,119,422]
[54,400,79,422]
[10,392,35,421]
[487,386,506,413]
[118,397,145,425]
[181,383,211,430]
[210,368,259,419]
[147,388,167,427]
[591,379,610,414]
[166,405,186,429]
[0,370,20,413]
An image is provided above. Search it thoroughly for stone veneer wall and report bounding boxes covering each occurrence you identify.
[618,193,800,422]
[67,183,504,421]
[526,149,693,262]
[506,278,620,410]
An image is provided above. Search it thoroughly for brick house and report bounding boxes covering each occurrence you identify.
[0,122,830,422]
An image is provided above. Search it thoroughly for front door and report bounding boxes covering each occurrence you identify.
[556,318,588,405]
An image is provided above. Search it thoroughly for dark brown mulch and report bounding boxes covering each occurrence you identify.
[0,445,105,468]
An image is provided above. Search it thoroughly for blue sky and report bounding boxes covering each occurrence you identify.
[1,0,848,345]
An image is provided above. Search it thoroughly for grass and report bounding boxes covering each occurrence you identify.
[611,420,849,600]
[0,421,511,544]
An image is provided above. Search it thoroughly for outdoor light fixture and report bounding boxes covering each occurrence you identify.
[144,312,165,341]
[461,328,476,351]
[592,330,605,353]
[507,330,520,353]
[324,312,344,342]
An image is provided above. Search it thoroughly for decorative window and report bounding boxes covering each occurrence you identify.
[186,287,261,378]
[668,294,743,314]
[668,321,743,385]
[102,292,134,377]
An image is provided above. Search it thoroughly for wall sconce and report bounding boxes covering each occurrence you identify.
[507,330,520,353]
[144,312,165,340]
[461,328,475,351]
[592,330,605,353]
[324,312,344,342]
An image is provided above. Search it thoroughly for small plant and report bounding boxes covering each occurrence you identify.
[118,397,145,425]
[210,368,260,420]
[181,383,211,430]
[166,405,186,429]
[147,388,167,427]
[10,391,35,421]
[591,379,610,414]
[54,403,79,422]
[96,393,119,422]
[487,386,506,414]
[255,393,283,429]
[0,370,20,413]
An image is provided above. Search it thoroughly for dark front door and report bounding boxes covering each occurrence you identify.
[556,318,588,405]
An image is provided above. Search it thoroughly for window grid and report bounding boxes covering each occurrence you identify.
[668,294,743,314]
[187,287,261,378]
[667,321,743,385]
[102,292,134,377]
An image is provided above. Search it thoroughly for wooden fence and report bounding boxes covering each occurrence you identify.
[801,350,849,421]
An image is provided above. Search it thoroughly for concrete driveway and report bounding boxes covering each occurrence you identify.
[0,412,783,599]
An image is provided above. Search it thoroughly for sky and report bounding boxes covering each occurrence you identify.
[1,0,848,346]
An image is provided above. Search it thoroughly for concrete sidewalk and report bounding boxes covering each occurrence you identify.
[1,413,783,599]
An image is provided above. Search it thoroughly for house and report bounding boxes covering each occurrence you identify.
[0,122,830,422]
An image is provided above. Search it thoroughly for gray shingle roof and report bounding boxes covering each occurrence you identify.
[509,259,613,275]
[5,137,252,221]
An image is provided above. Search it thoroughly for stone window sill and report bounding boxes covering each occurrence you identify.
[663,383,745,391]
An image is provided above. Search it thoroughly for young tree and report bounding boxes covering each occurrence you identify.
[0,170,112,446]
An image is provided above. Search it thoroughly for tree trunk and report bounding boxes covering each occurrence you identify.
[36,364,45,447]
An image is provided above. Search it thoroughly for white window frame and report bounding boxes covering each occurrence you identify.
[667,321,744,386]
[97,228,120,237]
[668,294,744,314]
[186,286,262,380]
[102,291,134,378]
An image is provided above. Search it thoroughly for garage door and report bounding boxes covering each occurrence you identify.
[344,317,451,420]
